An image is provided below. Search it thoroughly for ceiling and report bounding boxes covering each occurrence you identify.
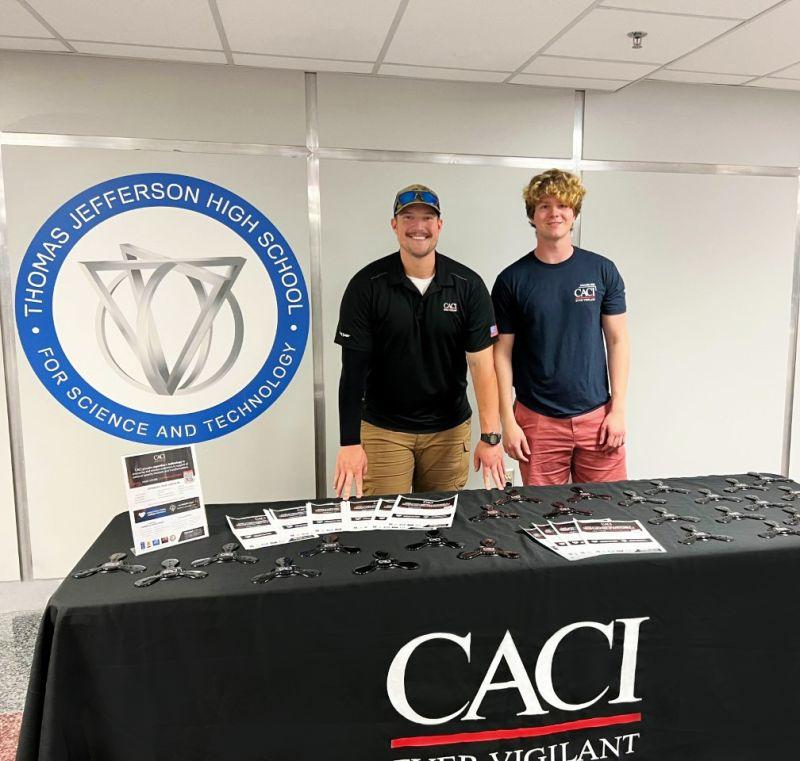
[3,0,800,93]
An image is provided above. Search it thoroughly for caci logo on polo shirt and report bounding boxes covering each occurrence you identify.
[443,302,458,312]
[574,282,597,302]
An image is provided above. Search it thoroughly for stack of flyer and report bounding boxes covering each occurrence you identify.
[521,518,666,560]
[227,494,458,551]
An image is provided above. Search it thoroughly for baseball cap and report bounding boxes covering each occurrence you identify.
[393,184,441,216]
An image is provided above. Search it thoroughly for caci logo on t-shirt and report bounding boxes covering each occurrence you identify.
[574,282,597,302]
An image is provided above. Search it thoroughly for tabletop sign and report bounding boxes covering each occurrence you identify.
[123,445,209,555]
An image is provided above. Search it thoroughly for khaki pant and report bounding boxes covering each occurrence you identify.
[361,419,471,496]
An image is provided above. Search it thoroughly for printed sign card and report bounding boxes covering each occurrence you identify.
[123,445,209,555]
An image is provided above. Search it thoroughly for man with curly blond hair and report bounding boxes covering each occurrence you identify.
[491,169,630,485]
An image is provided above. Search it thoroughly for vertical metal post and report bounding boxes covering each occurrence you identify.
[0,143,33,579]
[572,90,585,247]
[781,177,800,476]
[305,73,328,497]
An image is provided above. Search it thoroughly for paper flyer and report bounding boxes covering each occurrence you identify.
[123,445,209,555]
[386,494,458,530]
[226,514,287,550]
[268,504,318,543]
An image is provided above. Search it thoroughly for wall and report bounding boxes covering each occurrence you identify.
[1,51,799,578]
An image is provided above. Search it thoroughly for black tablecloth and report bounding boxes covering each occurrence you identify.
[18,474,800,761]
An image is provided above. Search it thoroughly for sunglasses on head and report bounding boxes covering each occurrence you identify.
[394,190,439,214]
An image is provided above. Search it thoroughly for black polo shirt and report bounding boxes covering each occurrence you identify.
[335,252,497,433]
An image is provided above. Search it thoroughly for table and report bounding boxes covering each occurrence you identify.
[18,473,800,761]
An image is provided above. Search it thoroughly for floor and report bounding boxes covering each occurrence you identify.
[0,579,61,761]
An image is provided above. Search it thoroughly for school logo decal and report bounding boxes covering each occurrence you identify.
[16,173,309,444]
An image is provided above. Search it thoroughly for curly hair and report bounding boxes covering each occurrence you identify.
[523,169,586,220]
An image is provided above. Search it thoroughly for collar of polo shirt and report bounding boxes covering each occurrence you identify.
[388,251,456,289]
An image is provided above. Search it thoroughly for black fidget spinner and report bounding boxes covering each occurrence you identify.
[744,495,784,511]
[134,558,208,587]
[695,489,742,505]
[644,480,689,496]
[353,551,419,575]
[678,526,733,545]
[758,521,800,539]
[648,507,700,526]
[191,542,259,567]
[782,506,800,526]
[545,501,593,518]
[469,504,519,522]
[300,533,361,558]
[72,552,147,579]
[251,556,322,583]
[457,538,519,560]
[567,486,611,503]
[406,530,464,551]
[780,487,800,501]
[492,484,542,507]
[748,472,791,487]
[619,489,666,507]
[715,506,766,523]
[724,478,767,493]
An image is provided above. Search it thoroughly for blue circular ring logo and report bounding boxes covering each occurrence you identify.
[15,172,309,445]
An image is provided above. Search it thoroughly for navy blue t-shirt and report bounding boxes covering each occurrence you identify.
[491,248,626,418]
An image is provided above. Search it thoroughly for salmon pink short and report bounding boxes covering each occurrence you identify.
[514,401,627,486]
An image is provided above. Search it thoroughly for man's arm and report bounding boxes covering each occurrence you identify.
[333,348,369,499]
[466,346,506,489]
[600,313,630,451]
[493,333,530,463]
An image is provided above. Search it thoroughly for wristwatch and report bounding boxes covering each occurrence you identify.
[480,432,502,446]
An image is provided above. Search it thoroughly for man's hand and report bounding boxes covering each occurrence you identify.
[502,420,530,463]
[473,440,506,490]
[333,445,368,499]
[599,408,626,451]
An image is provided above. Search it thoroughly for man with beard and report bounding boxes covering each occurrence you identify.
[333,184,505,499]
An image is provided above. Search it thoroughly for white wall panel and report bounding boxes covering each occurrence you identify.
[580,171,796,479]
[585,80,800,167]
[317,73,574,157]
[4,146,314,578]
[0,315,20,581]
[0,51,306,145]
[320,159,541,493]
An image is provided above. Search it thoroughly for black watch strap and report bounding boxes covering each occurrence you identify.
[480,432,502,446]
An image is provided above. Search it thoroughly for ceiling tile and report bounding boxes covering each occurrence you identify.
[1,0,52,36]
[385,0,596,71]
[599,0,778,19]
[234,53,373,73]
[27,0,221,48]
[0,36,67,52]
[379,64,508,83]
[71,42,227,63]
[648,69,752,84]
[511,73,627,91]
[218,0,398,60]
[746,77,800,91]
[525,55,656,79]
[546,8,737,63]
[674,0,800,75]
[771,61,800,78]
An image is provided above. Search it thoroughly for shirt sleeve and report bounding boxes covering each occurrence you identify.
[339,347,369,446]
[601,261,627,315]
[334,276,373,352]
[491,274,518,334]
[463,277,498,353]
